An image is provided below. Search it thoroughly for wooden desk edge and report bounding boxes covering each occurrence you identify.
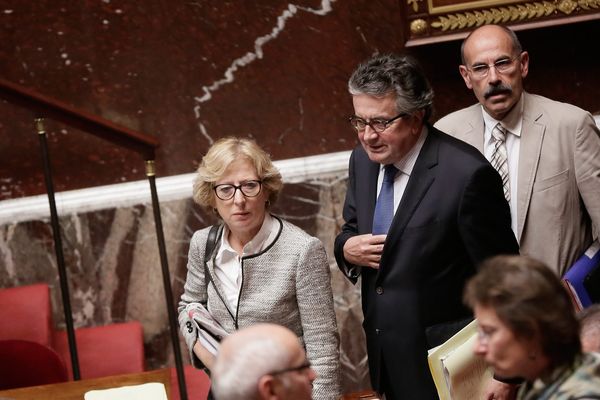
[0,369,171,400]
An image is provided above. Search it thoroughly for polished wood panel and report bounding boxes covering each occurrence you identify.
[0,369,170,400]
[340,390,380,399]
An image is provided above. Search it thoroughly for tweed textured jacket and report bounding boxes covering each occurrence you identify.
[517,353,600,400]
[178,216,341,400]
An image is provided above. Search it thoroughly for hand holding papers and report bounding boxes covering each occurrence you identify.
[185,303,229,356]
[428,319,492,400]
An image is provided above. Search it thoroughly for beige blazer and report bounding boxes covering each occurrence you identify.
[435,92,600,275]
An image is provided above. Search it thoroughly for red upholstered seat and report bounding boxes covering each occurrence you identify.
[170,365,210,400]
[53,321,145,379]
[169,365,211,400]
[0,284,52,346]
[0,284,146,381]
[0,339,68,390]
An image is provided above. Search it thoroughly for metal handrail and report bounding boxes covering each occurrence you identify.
[0,78,158,159]
[0,79,188,399]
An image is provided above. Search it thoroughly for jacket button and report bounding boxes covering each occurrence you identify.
[376,286,383,295]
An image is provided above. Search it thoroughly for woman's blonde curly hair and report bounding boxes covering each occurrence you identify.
[193,137,283,210]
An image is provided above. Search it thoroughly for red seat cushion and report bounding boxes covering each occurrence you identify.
[53,321,145,379]
[0,339,68,390]
[0,284,52,346]
[169,365,211,400]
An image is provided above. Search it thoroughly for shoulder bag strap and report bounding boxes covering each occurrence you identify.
[202,224,236,325]
[203,224,221,286]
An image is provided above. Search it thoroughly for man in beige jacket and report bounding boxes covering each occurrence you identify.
[435,24,600,278]
[435,24,600,400]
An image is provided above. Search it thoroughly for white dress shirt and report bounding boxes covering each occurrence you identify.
[376,126,429,215]
[482,95,523,239]
[214,213,279,311]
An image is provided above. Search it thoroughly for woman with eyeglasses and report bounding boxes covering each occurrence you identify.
[178,137,340,399]
[464,255,600,400]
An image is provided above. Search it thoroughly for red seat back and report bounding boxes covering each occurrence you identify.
[0,339,68,390]
[53,321,145,379]
[169,365,211,400]
[0,284,52,346]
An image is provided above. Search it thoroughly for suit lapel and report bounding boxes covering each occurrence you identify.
[516,93,545,240]
[456,106,485,152]
[378,128,438,278]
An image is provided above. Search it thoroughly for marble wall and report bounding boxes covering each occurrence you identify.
[1,2,599,202]
[2,3,599,205]
[0,0,408,200]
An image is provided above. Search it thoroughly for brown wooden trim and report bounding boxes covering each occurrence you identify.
[0,78,158,160]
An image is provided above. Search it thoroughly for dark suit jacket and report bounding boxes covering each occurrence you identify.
[334,126,519,399]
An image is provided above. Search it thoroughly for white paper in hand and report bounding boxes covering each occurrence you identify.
[84,382,167,400]
[185,303,229,356]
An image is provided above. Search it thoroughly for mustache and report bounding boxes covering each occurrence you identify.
[484,84,512,99]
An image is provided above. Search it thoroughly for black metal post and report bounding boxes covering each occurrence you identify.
[35,118,81,380]
[145,160,188,400]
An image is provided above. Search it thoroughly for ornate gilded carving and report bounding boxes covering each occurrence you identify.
[580,0,600,9]
[410,18,428,34]
[407,0,422,13]
[430,0,599,32]
[558,0,578,13]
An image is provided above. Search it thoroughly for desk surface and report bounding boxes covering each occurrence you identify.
[0,369,171,400]
[340,390,380,400]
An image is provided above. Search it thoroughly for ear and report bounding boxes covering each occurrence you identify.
[459,65,473,89]
[519,51,529,79]
[410,110,426,134]
[257,375,279,400]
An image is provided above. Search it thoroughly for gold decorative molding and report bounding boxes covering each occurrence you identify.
[430,0,600,31]
[410,18,429,34]
[427,0,522,14]
[407,0,423,12]
[558,0,578,13]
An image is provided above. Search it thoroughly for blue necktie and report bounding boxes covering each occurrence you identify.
[372,164,398,234]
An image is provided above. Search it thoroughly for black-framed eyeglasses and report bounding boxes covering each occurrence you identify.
[213,180,262,200]
[268,360,311,376]
[465,54,521,79]
[348,112,408,134]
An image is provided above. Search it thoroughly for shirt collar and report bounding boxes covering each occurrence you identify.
[218,213,277,258]
[386,125,428,176]
[481,93,524,138]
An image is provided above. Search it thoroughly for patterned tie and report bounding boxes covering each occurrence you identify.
[490,123,510,202]
[372,164,398,234]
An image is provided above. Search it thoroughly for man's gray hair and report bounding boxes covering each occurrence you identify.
[212,335,291,400]
[348,53,434,122]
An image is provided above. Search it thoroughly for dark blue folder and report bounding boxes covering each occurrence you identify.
[562,240,600,310]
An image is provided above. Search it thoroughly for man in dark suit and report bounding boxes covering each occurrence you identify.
[334,54,519,399]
